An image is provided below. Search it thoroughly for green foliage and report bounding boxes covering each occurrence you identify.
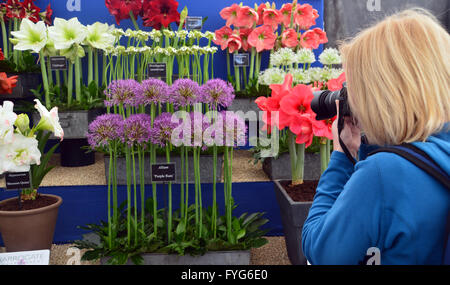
[0,51,40,73]
[30,130,59,190]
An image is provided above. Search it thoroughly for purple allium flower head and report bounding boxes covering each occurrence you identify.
[104,79,141,107]
[170,79,202,108]
[123,114,152,147]
[138,78,170,106]
[87,114,124,149]
[206,111,247,147]
[175,111,211,149]
[201,79,235,109]
[149,112,181,147]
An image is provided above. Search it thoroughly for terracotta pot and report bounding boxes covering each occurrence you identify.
[0,194,62,252]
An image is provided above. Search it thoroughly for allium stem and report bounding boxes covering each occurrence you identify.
[166,145,173,243]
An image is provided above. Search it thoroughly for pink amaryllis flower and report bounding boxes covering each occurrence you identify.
[279,3,293,27]
[239,28,252,51]
[220,3,241,27]
[289,113,314,146]
[255,3,267,26]
[312,116,336,140]
[327,72,346,91]
[213,26,233,50]
[247,25,277,53]
[281,28,298,48]
[226,35,242,53]
[300,28,327,49]
[294,3,319,30]
[234,6,258,29]
[262,8,282,30]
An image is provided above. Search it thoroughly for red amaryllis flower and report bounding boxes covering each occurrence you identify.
[279,3,293,27]
[234,6,258,29]
[0,48,4,61]
[280,84,314,118]
[21,0,40,23]
[312,116,336,140]
[213,26,233,50]
[226,35,242,54]
[327,72,346,91]
[281,28,298,48]
[39,3,53,25]
[294,3,319,30]
[0,72,18,94]
[310,81,324,91]
[142,0,180,29]
[220,3,240,27]
[290,113,314,146]
[255,3,266,26]
[0,3,8,22]
[247,25,277,53]
[6,0,25,19]
[105,0,143,25]
[262,8,282,30]
[313,28,328,44]
[239,28,252,51]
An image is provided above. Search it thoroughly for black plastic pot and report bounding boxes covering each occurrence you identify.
[60,138,95,167]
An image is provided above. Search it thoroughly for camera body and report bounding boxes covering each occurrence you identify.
[311,83,352,120]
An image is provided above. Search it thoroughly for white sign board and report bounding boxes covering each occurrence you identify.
[0,250,50,265]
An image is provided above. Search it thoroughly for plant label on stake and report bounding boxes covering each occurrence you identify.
[234,53,250,67]
[5,171,32,209]
[186,16,203,31]
[148,63,167,80]
[150,163,176,183]
[49,56,68,70]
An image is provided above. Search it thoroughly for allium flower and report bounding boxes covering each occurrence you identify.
[105,79,140,107]
[138,78,170,106]
[271,48,297,67]
[174,112,211,149]
[10,18,47,53]
[150,112,181,147]
[258,68,287,86]
[319,48,342,66]
[247,25,277,53]
[320,68,344,82]
[281,28,299,48]
[307,67,324,83]
[0,133,41,174]
[211,112,247,147]
[123,114,152,147]
[291,69,311,85]
[87,114,124,149]
[296,48,316,64]
[170,79,202,108]
[201,79,235,109]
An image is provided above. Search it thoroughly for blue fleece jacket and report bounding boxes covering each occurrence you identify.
[302,127,450,265]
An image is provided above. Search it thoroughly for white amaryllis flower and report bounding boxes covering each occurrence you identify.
[84,22,116,50]
[10,18,48,53]
[48,17,87,50]
[0,101,18,144]
[34,99,64,141]
[0,133,41,174]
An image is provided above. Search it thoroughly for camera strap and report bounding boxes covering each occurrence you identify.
[338,100,357,165]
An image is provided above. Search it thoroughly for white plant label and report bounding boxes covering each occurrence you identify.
[0,250,50,265]
[67,0,81,12]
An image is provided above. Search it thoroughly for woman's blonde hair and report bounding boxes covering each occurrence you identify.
[340,8,450,145]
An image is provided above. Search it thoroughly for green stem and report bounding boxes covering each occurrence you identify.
[88,47,93,84]
[129,11,140,31]
[107,148,113,249]
[46,57,53,86]
[226,52,231,80]
[166,145,172,243]
[1,21,8,58]
[212,145,218,239]
[67,62,73,106]
[39,52,51,109]
[125,146,132,246]
[75,56,82,102]
[320,140,327,174]
[94,49,99,87]
[234,52,241,91]
[131,146,138,246]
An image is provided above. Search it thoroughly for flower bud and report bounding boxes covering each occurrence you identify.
[15,114,30,134]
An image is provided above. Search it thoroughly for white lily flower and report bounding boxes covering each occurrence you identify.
[0,101,18,144]
[48,17,87,50]
[34,99,64,141]
[0,133,41,175]
[84,22,116,51]
[10,18,48,53]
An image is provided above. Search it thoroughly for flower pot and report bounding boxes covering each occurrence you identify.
[274,180,316,265]
[263,152,321,181]
[60,138,95,167]
[0,194,62,252]
[100,250,251,265]
[104,154,224,185]
[0,72,42,100]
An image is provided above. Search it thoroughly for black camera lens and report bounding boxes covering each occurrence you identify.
[311,90,343,121]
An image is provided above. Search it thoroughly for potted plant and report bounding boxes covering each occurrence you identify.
[0,99,64,252]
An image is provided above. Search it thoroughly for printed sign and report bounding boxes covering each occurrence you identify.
[50,56,68,70]
[186,16,203,31]
[148,63,167,79]
[233,53,250,67]
[151,163,176,183]
[5,172,31,190]
[0,250,50,265]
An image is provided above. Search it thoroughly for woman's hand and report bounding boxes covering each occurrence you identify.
[332,100,361,158]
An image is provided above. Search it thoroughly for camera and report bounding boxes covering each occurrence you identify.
[311,83,352,120]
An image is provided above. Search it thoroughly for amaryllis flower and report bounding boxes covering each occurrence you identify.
[142,0,180,30]
[327,72,346,91]
[262,8,282,30]
[87,114,124,149]
[0,72,18,94]
[279,84,315,128]
[300,28,327,49]
[0,101,17,144]
[226,35,242,53]
[170,79,202,108]
[279,3,293,27]
[105,0,143,25]
[281,28,298,48]
[248,25,277,53]
[213,26,233,50]
[138,78,170,106]
[220,3,240,27]
[0,132,41,174]
[150,112,181,147]
[294,4,319,30]
[0,48,4,61]
[0,4,8,22]
[234,6,258,29]
[255,3,267,26]
[312,116,336,140]
[201,79,235,109]
[123,114,152,147]
[39,3,53,25]
[34,99,64,141]
[104,79,140,107]
[6,0,24,19]
[21,0,40,23]
[239,28,252,51]
[289,113,314,146]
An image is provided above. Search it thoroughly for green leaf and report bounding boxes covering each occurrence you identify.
[175,221,186,236]
[236,229,246,241]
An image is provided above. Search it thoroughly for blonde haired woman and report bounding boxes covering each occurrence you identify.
[302,8,449,265]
